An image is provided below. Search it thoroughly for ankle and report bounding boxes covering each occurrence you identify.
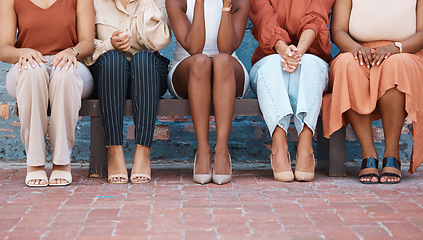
[27,165,45,172]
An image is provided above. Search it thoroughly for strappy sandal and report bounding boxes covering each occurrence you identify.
[358,158,379,184]
[380,157,401,184]
[49,170,72,186]
[26,170,49,187]
[130,173,151,184]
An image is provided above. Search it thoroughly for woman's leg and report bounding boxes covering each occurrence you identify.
[345,110,379,183]
[129,51,167,182]
[172,54,213,174]
[377,88,406,183]
[250,54,293,174]
[291,54,329,177]
[211,53,245,175]
[49,57,84,184]
[10,63,49,185]
[91,50,129,182]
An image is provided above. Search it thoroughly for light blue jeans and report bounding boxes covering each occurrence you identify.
[250,54,328,137]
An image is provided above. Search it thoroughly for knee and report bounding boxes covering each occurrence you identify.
[212,53,233,72]
[131,51,156,72]
[98,50,128,70]
[51,69,82,89]
[17,65,48,89]
[333,52,356,66]
[189,54,212,77]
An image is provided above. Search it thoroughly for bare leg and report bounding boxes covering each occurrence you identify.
[271,126,291,172]
[107,145,128,183]
[295,126,314,173]
[378,88,405,183]
[131,145,151,182]
[173,54,213,174]
[211,53,245,175]
[345,109,379,183]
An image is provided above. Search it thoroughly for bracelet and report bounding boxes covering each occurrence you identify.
[222,5,233,13]
[70,47,79,58]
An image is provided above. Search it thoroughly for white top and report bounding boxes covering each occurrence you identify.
[169,0,238,68]
[84,0,171,66]
[349,0,417,42]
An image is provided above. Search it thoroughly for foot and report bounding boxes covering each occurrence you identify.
[49,164,71,185]
[213,146,231,175]
[295,150,315,174]
[271,150,292,173]
[107,145,128,183]
[358,158,379,183]
[194,148,212,175]
[131,145,151,183]
[379,157,401,184]
[27,166,48,186]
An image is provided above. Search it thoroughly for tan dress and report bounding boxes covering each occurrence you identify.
[322,0,423,173]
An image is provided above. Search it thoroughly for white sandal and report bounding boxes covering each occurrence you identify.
[49,170,72,186]
[26,170,49,187]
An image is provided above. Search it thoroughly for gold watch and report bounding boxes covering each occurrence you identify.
[394,42,403,53]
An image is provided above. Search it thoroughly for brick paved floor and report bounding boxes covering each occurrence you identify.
[1,162,423,240]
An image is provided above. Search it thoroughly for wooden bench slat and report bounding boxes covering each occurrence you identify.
[80,99,262,117]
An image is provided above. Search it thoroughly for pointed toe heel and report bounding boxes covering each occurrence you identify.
[271,155,294,182]
[193,154,212,184]
[212,154,232,185]
[294,171,314,182]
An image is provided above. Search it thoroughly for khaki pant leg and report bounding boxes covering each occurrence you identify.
[11,64,49,166]
[48,66,83,165]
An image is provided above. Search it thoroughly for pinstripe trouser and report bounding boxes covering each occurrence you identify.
[90,50,169,147]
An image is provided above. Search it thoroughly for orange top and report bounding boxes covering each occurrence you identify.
[249,0,334,65]
[14,0,78,55]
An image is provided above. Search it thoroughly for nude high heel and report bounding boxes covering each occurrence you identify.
[271,154,294,182]
[193,154,212,184]
[212,154,232,185]
[294,155,315,182]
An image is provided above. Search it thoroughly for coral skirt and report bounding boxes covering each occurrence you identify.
[322,41,423,173]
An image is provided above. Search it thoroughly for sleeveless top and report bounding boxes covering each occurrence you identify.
[169,0,238,68]
[15,0,78,55]
[349,0,416,42]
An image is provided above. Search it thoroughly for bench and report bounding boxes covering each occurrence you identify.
[79,98,347,178]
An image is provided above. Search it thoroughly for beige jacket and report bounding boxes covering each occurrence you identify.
[84,0,171,66]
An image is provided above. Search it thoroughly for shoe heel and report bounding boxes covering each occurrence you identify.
[193,154,212,184]
[271,155,294,182]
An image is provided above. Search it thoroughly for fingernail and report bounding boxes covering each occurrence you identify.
[371,62,375,66]
[57,67,61,71]
[32,64,35,68]
[24,66,27,70]
[52,66,55,70]
[367,65,370,68]
[38,63,42,67]
[360,62,363,65]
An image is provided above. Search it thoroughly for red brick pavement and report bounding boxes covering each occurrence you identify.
[1,163,423,240]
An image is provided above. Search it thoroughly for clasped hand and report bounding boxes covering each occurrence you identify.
[111,30,131,52]
[281,45,302,73]
[353,44,398,68]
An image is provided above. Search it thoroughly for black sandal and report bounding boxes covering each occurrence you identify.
[380,157,401,184]
[358,158,379,184]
